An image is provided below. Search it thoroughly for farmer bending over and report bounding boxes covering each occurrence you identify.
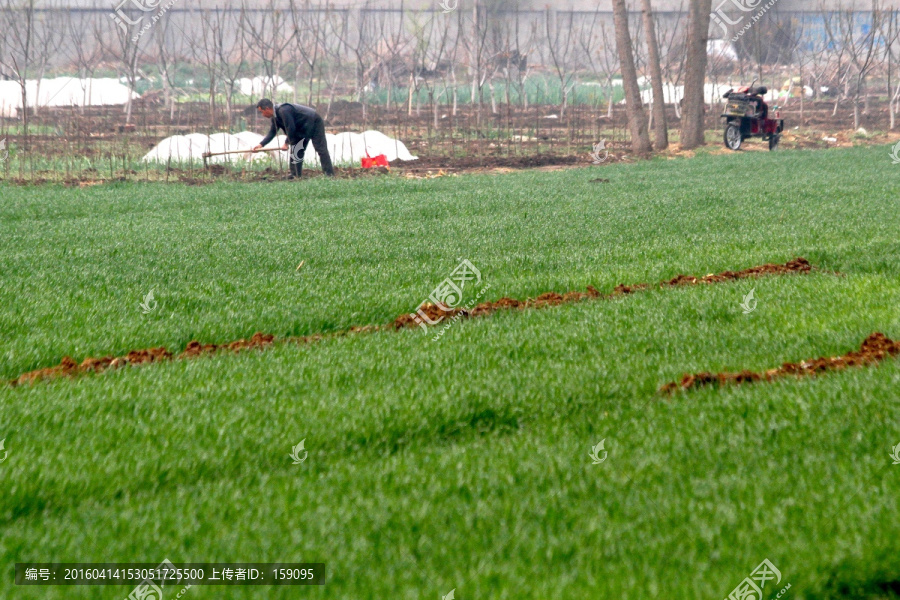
[252,99,335,179]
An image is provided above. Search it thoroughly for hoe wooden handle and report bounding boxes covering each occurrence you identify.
[201,148,282,158]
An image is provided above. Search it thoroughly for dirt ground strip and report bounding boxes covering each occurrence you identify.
[1,154,591,186]
[392,257,813,328]
[2,126,896,186]
[10,258,813,387]
[660,332,900,394]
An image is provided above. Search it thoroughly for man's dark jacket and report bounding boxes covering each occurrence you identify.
[259,103,320,146]
[259,102,334,177]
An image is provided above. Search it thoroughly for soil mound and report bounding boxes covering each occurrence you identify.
[660,332,900,393]
[393,258,811,330]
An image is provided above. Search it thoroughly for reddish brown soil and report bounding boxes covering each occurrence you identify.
[393,257,811,330]
[3,156,590,186]
[10,257,815,387]
[660,257,812,286]
[179,332,275,358]
[660,332,900,394]
[11,347,172,386]
[9,336,271,387]
[3,165,378,187]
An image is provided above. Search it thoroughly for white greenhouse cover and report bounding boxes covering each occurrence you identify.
[620,83,740,106]
[141,130,418,166]
[0,78,139,117]
[237,76,294,97]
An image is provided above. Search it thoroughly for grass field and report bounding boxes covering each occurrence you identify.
[1,145,899,599]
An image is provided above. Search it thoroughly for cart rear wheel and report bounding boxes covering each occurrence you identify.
[768,133,781,151]
[724,124,742,151]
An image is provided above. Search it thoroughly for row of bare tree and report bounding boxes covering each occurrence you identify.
[2,0,900,150]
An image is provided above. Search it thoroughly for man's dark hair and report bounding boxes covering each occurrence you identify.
[257,98,274,110]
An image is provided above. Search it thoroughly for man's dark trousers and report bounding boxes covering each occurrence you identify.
[290,115,334,178]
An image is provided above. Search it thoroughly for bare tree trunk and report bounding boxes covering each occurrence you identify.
[612,0,652,153]
[887,11,898,129]
[641,0,668,150]
[1,0,37,147]
[489,78,498,114]
[607,78,614,118]
[680,0,713,149]
[891,79,900,129]
[451,67,458,116]
[433,89,440,129]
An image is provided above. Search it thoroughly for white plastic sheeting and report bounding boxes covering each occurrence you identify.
[707,40,739,61]
[621,83,737,106]
[141,130,418,166]
[329,130,417,163]
[0,78,139,117]
[237,76,294,97]
[0,85,18,118]
[140,132,263,164]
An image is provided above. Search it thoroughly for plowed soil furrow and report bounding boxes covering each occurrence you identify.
[660,333,900,393]
[10,258,813,387]
[393,257,813,329]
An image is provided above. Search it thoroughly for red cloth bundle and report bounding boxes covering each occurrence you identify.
[361,154,389,168]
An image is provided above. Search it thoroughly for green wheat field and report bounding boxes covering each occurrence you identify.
[1,144,899,599]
